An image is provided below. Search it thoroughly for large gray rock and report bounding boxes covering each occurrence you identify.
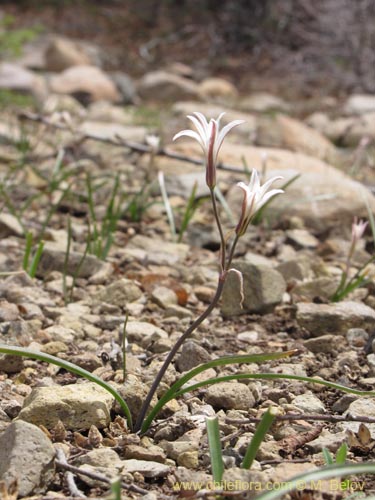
[170,141,375,231]
[239,92,290,113]
[296,301,375,337]
[197,77,238,102]
[343,94,375,115]
[79,121,146,142]
[256,114,337,163]
[221,260,286,316]
[138,70,200,102]
[17,382,114,430]
[307,111,375,146]
[0,420,55,496]
[45,36,92,72]
[0,62,46,99]
[50,65,120,103]
[37,245,104,278]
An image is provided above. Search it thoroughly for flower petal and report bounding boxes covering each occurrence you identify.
[255,189,284,211]
[258,175,283,197]
[173,129,205,150]
[214,119,245,159]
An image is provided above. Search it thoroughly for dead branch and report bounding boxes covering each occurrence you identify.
[18,111,246,175]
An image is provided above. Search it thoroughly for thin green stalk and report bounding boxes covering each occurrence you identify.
[22,231,33,270]
[0,344,133,430]
[178,181,199,243]
[242,406,278,469]
[206,416,224,483]
[68,234,90,303]
[122,312,129,382]
[63,216,72,305]
[210,188,226,272]
[28,240,44,278]
[110,478,122,500]
[38,183,72,241]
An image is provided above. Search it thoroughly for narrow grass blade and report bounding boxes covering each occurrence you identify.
[178,180,199,243]
[63,216,72,304]
[172,372,375,400]
[110,477,122,500]
[158,171,176,239]
[0,344,133,430]
[322,447,334,465]
[22,231,33,271]
[206,416,224,483]
[122,311,129,382]
[363,192,375,248]
[140,350,298,433]
[28,240,44,278]
[242,406,278,469]
[335,442,348,464]
[252,463,375,500]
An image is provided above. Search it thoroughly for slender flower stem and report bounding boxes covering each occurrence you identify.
[210,188,226,272]
[226,233,240,270]
[134,278,226,432]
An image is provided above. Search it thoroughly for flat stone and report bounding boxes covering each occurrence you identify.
[339,399,375,434]
[37,245,104,278]
[198,77,238,101]
[257,113,337,163]
[122,459,170,478]
[347,328,369,347]
[127,235,189,264]
[276,256,314,281]
[0,420,55,496]
[73,448,122,468]
[286,229,320,249]
[0,354,24,374]
[176,341,212,372]
[125,321,168,345]
[292,392,326,413]
[343,94,375,115]
[205,382,256,410]
[293,277,339,300]
[0,213,24,237]
[123,444,166,463]
[17,382,114,430]
[306,430,348,453]
[138,70,200,102]
[303,334,337,354]
[96,278,143,307]
[79,121,146,143]
[50,65,121,103]
[296,301,375,336]
[151,286,178,308]
[237,330,259,343]
[45,36,92,72]
[221,260,286,316]
[240,92,290,113]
